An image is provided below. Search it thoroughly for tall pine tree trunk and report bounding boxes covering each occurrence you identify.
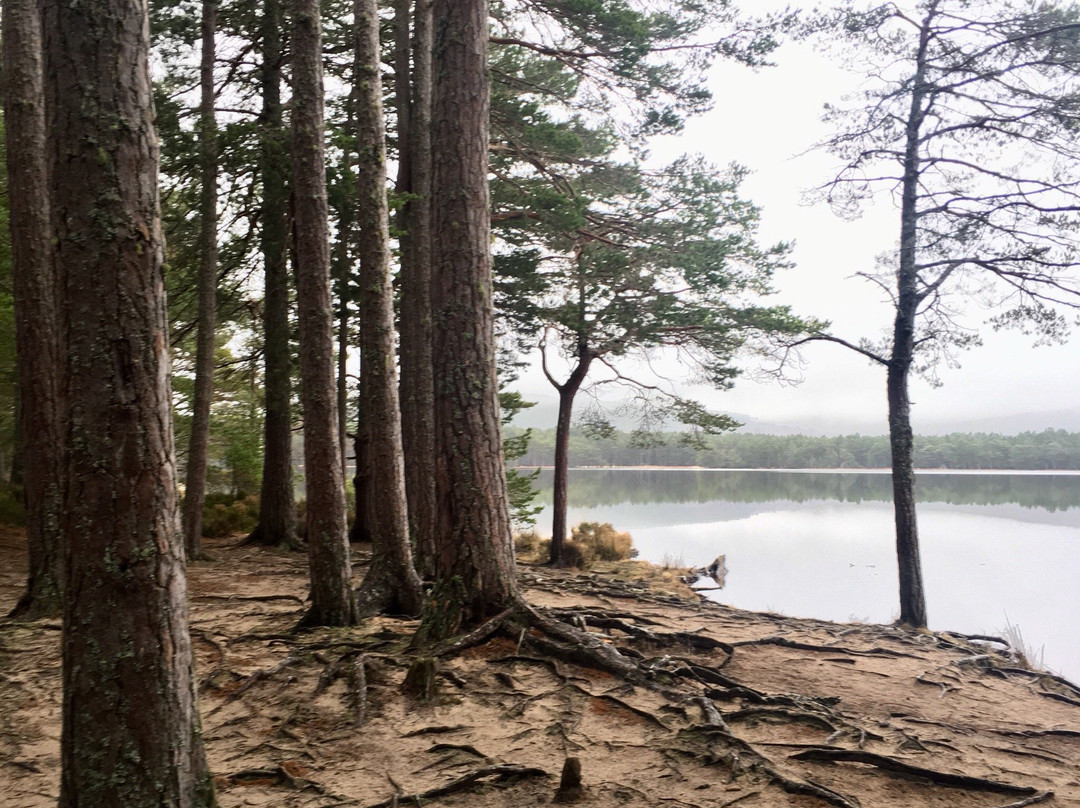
[396,0,438,580]
[248,0,298,548]
[44,0,214,798]
[3,0,63,619]
[888,17,930,629]
[353,0,424,617]
[426,0,518,635]
[293,0,357,626]
[182,0,219,562]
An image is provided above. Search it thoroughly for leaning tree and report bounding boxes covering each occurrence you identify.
[798,0,1080,627]
[498,155,808,565]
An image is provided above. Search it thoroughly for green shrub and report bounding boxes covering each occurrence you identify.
[201,493,259,538]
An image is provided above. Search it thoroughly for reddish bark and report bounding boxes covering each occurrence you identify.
[3,0,62,618]
[427,0,519,633]
[293,0,358,626]
[44,0,214,798]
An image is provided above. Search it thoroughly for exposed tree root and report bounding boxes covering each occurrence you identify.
[360,764,549,808]
[733,635,920,659]
[789,747,1041,795]
[987,792,1055,808]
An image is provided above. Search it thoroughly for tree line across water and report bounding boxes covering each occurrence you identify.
[512,427,1080,471]
[527,468,1080,513]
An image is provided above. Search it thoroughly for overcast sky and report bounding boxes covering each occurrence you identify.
[511,6,1080,436]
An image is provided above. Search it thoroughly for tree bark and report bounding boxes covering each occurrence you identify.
[333,97,355,474]
[247,0,298,548]
[3,0,63,619]
[426,0,518,635]
[182,0,219,562]
[352,0,425,617]
[888,8,932,629]
[44,0,214,798]
[548,352,592,566]
[293,0,358,626]
[397,0,438,580]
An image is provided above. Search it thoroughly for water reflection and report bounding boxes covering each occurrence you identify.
[531,469,1080,680]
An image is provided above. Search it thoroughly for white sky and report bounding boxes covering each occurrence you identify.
[511,6,1080,436]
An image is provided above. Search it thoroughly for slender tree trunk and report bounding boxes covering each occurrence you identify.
[293,0,357,627]
[247,0,298,548]
[549,353,591,566]
[352,0,425,617]
[182,0,219,562]
[4,0,63,619]
[333,93,356,473]
[425,0,518,636]
[397,0,438,579]
[888,12,932,629]
[44,0,214,798]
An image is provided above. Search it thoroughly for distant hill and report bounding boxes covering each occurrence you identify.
[509,396,1080,438]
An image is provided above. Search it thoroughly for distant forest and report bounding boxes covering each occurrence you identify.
[511,428,1080,471]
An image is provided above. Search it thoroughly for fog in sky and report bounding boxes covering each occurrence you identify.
[510,8,1080,436]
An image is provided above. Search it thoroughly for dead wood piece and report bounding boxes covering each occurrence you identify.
[790,748,1039,795]
[348,656,368,726]
[555,757,585,803]
[402,725,471,737]
[691,696,729,730]
[361,764,549,808]
[441,668,468,688]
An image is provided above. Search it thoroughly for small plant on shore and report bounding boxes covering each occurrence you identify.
[660,551,687,570]
[1002,616,1046,672]
[513,522,637,569]
[571,521,636,562]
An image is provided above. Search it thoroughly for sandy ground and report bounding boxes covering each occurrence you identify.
[2,525,1079,807]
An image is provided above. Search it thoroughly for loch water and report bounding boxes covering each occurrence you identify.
[531,468,1080,680]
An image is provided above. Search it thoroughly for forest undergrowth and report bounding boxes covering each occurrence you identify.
[2,526,1079,808]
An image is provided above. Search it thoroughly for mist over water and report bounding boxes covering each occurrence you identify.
[531,469,1080,680]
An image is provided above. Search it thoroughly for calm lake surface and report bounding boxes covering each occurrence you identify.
[530,468,1080,680]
